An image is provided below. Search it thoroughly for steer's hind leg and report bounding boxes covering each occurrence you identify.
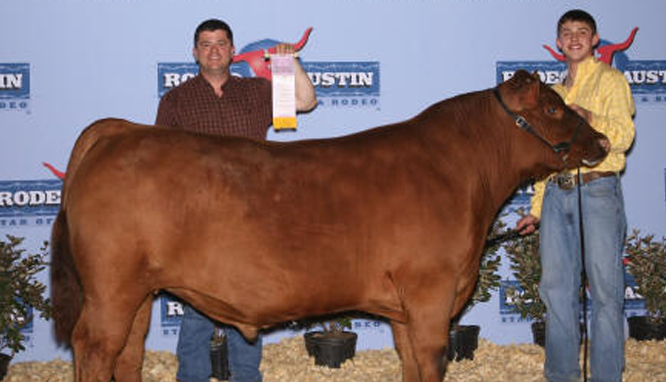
[391,321,420,382]
[113,294,154,382]
[71,294,147,382]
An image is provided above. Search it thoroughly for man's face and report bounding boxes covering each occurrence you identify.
[193,29,235,74]
[556,20,599,64]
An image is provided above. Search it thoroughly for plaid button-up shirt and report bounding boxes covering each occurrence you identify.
[530,56,636,218]
[156,74,273,141]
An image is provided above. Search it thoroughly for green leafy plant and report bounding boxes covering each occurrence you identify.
[0,236,52,356]
[446,217,505,362]
[296,310,354,335]
[451,217,506,327]
[624,229,666,325]
[474,218,505,307]
[315,314,353,334]
[503,227,546,324]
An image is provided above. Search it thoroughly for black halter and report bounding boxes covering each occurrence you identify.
[492,87,582,159]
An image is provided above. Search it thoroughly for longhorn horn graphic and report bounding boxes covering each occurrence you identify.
[542,27,638,65]
[597,27,638,65]
[232,27,313,63]
[43,162,66,180]
[543,44,565,62]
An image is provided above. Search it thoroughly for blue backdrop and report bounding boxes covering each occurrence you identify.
[1,0,665,362]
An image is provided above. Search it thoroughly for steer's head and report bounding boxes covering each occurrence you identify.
[495,70,609,179]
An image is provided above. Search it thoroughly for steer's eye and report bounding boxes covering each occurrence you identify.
[546,106,557,114]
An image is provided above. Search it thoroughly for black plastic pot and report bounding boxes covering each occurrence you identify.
[532,321,588,347]
[304,331,358,368]
[0,353,11,381]
[628,316,666,341]
[531,321,546,347]
[447,325,480,361]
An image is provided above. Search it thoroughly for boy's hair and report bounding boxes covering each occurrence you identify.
[557,9,597,36]
[194,19,234,46]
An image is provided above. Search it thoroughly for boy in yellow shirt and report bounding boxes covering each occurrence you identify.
[516,9,635,382]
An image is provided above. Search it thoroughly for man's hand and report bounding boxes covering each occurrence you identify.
[569,103,593,123]
[516,214,540,235]
[270,44,316,112]
[273,43,296,55]
[266,43,316,112]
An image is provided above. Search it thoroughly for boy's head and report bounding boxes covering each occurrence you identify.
[557,9,597,37]
[556,9,599,64]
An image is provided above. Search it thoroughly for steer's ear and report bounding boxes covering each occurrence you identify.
[502,70,541,112]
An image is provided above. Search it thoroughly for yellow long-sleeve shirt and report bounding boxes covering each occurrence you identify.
[529,56,636,218]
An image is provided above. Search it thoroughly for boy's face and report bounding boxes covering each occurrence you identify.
[556,20,599,65]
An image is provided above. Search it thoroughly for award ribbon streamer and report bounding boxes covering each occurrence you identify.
[271,54,297,131]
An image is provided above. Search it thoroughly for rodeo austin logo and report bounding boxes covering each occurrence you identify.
[499,277,647,323]
[0,179,60,227]
[160,294,184,336]
[158,28,380,108]
[501,185,534,214]
[497,27,666,104]
[0,63,30,112]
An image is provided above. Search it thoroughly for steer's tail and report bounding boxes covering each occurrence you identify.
[50,210,82,345]
[51,118,142,345]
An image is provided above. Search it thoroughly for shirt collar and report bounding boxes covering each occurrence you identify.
[560,56,598,90]
[575,55,598,82]
[195,73,238,95]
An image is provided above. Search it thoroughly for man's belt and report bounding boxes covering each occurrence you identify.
[551,171,617,190]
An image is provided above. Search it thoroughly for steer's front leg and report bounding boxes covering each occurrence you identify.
[391,321,421,382]
[407,319,449,382]
[400,277,456,382]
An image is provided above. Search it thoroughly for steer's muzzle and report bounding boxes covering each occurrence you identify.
[578,132,610,168]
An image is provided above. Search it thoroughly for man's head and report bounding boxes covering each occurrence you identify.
[556,10,599,64]
[193,19,235,76]
[194,19,234,46]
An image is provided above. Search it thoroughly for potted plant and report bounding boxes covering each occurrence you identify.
[302,313,357,368]
[623,229,666,341]
[502,227,548,346]
[447,218,505,361]
[0,236,51,380]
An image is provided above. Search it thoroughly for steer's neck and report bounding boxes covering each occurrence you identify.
[452,91,530,212]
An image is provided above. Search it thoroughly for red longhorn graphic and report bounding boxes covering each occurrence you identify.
[543,27,638,65]
[43,162,65,180]
[232,27,313,80]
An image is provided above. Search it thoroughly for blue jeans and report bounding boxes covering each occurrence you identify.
[539,175,626,382]
[176,304,262,382]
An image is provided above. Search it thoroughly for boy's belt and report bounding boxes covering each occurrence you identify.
[551,171,616,190]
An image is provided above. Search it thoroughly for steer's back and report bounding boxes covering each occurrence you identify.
[66,117,469,327]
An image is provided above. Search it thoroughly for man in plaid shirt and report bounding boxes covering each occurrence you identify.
[156,18,316,382]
